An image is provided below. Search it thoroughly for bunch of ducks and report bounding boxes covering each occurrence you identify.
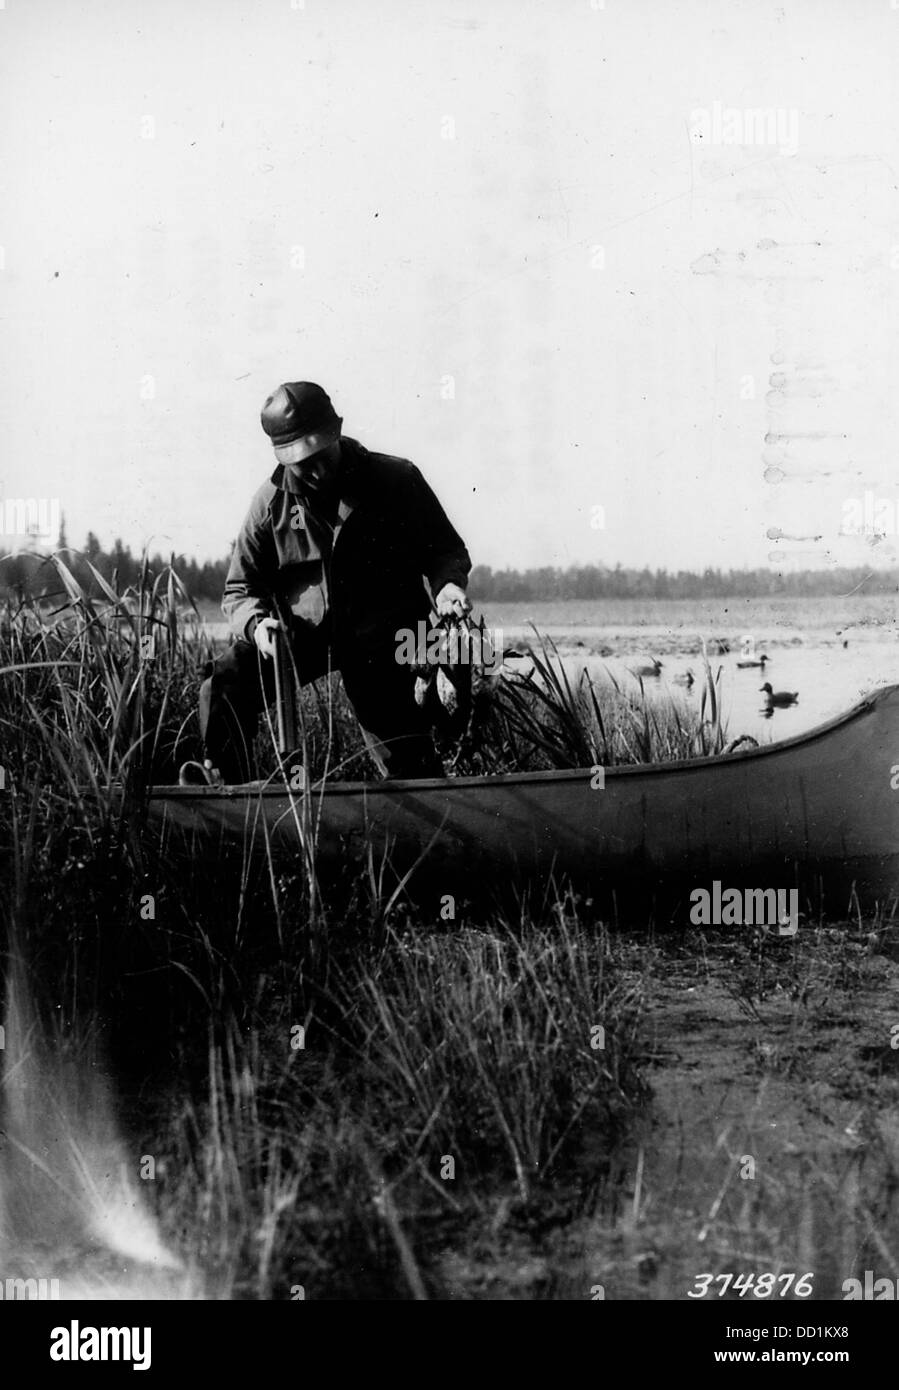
[629,657,700,689]
[627,636,799,711]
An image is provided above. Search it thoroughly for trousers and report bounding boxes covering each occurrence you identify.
[198,620,441,782]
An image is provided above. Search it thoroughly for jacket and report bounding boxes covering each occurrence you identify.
[222,437,471,654]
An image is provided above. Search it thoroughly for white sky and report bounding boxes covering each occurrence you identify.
[1,0,898,573]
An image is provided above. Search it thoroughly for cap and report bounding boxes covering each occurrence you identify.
[260,382,342,464]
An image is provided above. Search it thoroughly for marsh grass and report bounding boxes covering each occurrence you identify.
[340,909,645,1203]
[0,553,210,798]
[472,630,728,773]
[147,904,645,1298]
[4,553,847,1302]
[0,557,737,795]
[0,556,662,1297]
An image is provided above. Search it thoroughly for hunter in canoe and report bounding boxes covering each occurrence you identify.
[198,381,472,782]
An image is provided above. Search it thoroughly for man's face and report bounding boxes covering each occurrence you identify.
[284,439,342,496]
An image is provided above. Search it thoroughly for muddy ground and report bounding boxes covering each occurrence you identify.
[433,923,899,1301]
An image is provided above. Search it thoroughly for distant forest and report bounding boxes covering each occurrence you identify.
[1,531,896,605]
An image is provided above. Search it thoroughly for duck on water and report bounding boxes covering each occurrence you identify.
[737,634,769,669]
[630,657,663,678]
[760,682,798,708]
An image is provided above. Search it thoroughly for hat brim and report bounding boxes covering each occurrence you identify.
[273,420,342,465]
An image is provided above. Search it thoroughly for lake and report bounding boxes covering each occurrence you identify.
[576,643,899,745]
[198,594,899,746]
[477,595,899,745]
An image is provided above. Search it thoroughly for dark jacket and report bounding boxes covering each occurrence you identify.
[222,437,471,654]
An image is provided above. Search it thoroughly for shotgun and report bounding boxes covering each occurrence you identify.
[272,620,299,759]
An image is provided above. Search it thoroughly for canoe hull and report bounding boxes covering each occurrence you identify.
[147,685,899,915]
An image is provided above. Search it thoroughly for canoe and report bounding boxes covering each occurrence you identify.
[146,684,899,916]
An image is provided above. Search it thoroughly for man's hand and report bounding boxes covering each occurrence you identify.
[434,583,471,620]
[253,616,283,660]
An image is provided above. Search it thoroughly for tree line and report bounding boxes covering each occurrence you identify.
[468,563,897,601]
[0,531,230,605]
[1,531,895,606]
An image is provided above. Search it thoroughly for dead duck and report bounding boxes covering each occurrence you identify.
[760,682,798,708]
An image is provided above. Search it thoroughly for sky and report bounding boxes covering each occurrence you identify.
[1,0,898,574]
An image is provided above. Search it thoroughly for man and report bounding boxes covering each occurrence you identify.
[199,381,472,782]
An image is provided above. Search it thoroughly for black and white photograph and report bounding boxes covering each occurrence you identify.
[1,0,898,1353]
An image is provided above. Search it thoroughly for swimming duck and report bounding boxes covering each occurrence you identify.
[737,635,769,668]
[630,657,663,678]
[760,682,798,708]
[672,668,695,688]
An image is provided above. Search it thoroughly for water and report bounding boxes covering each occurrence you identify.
[575,642,899,745]
[202,613,899,746]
